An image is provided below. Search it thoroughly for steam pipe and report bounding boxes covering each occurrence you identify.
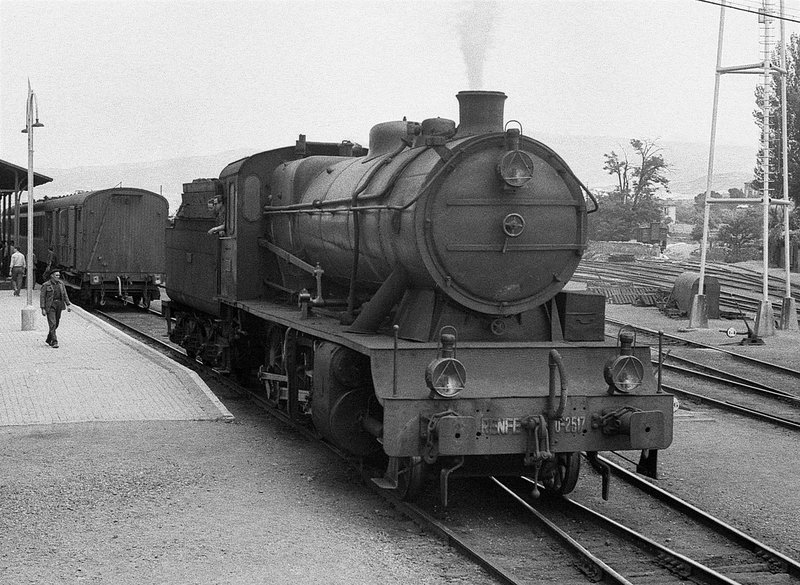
[547,349,568,420]
[348,267,409,333]
[344,140,411,322]
[263,145,427,214]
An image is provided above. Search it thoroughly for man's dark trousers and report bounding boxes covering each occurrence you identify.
[45,304,63,345]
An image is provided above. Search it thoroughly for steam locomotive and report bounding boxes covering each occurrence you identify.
[164,91,674,503]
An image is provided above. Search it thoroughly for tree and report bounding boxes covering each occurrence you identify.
[602,139,670,208]
[690,191,722,242]
[716,210,762,262]
[753,32,799,204]
[588,193,663,241]
[728,187,745,199]
[591,138,670,241]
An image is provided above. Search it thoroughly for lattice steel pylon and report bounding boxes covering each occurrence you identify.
[690,0,796,335]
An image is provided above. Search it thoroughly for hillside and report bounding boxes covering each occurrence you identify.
[31,135,756,215]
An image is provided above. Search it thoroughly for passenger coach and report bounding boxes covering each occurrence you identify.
[15,187,168,308]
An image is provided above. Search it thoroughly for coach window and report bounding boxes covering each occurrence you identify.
[243,175,261,222]
[34,212,43,237]
[226,182,237,236]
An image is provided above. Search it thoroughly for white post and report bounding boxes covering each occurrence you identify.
[21,81,42,331]
[778,0,798,330]
[690,1,727,329]
[755,1,776,337]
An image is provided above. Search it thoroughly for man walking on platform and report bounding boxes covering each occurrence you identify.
[40,269,71,348]
[8,244,26,296]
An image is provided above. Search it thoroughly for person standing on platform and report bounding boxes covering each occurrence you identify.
[40,269,71,348]
[45,245,58,273]
[31,250,38,288]
[8,244,26,296]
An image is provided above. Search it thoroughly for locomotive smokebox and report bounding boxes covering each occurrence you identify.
[455,90,507,137]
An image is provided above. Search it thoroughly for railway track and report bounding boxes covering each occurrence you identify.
[605,318,800,432]
[485,455,800,585]
[491,476,791,584]
[575,259,800,316]
[97,305,800,585]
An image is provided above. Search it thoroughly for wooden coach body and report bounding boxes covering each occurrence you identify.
[34,187,168,305]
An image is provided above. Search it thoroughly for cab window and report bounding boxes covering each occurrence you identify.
[226,182,237,236]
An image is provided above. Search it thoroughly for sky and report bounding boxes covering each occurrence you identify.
[1,0,799,171]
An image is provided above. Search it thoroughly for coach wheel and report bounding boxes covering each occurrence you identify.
[393,456,426,501]
[136,296,150,310]
[132,294,148,310]
[541,452,580,496]
[183,321,205,360]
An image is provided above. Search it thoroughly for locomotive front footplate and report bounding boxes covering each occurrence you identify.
[381,394,674,459]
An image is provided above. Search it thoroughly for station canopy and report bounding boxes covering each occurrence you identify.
[0,158,53,192]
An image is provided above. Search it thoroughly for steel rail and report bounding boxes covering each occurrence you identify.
[557,496,741,585]
[606,317,800,378]
[95,309,189,362]
[598,455,800,578]
[658,360,800,402]
[491,477,632,585]
[658,352,794,394]
[399,500,526,585]
[663,383,800,431]
[96,309,528,585]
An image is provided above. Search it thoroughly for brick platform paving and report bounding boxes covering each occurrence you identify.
[0,289,232,425]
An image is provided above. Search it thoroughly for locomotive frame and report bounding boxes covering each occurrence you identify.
[164,91,674,504]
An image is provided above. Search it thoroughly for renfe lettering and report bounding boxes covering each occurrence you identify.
[480,418,522,435]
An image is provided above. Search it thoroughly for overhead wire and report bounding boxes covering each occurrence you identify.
[694,0,800,24]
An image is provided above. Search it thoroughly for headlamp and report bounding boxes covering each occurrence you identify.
[604,328,644,393]
[604,355,644,393]
[425,327,466,398]
[498,150,534,188]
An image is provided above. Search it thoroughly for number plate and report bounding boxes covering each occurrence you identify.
[553,416,587,434]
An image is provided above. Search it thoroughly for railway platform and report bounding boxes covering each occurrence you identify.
[0,289,232,425]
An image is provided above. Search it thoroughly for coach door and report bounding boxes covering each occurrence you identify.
[219,180,237,300]
[57,208,76,267]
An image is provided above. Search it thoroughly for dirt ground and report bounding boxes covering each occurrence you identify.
[0,388,497,585]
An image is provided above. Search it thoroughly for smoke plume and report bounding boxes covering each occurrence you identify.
[457,1,498,89]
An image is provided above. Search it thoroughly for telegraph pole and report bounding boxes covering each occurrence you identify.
[690,0,794,337]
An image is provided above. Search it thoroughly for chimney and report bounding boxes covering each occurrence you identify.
[454,90,507,137]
